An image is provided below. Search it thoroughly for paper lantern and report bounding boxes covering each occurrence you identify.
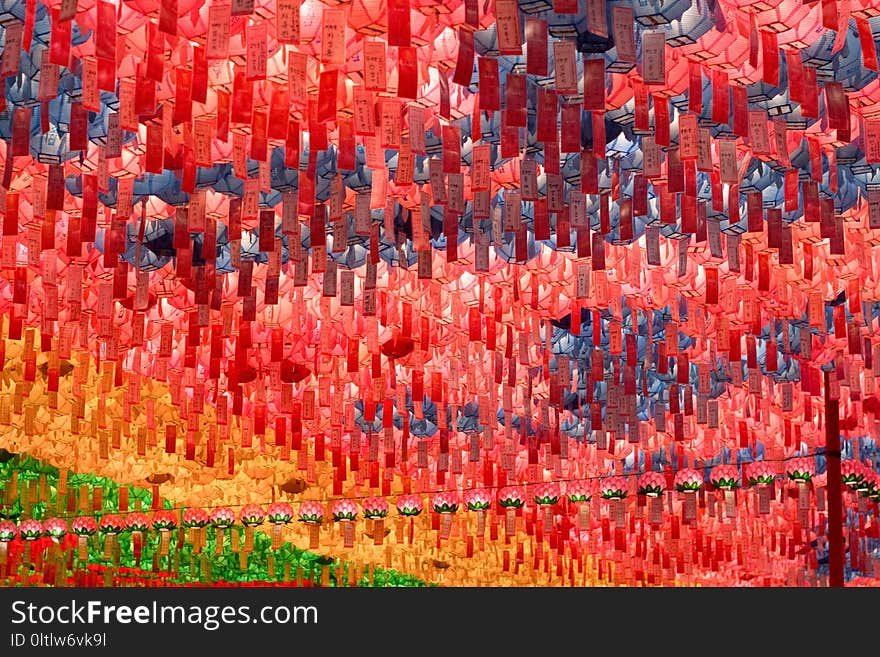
[785,457,815,483]
[19,518,43,541]
[431,492,459,540]
[362,496,389,545]
[498,486,525,536]
[181,508,210,553]
[71,516,98,561]
[151,510,177,557]
[464,489,491,539]
[566,480,592,531]
[533,483,560,533]
[0,520,16,566]
[332,500,358,548]
[709,465,740,490]
[264,502,294,549]
[396,495,423,516]
[125,512,150,564]
[98,513,124,559]
[841,460,868,489]
[637,471,667,497]
[44,517,67,541]
[298,501,325,549]
[746,462,777,487]
[673,468,703,493]
[599,476,628,500]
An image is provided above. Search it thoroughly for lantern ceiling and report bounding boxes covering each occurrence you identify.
[1,0,879,586]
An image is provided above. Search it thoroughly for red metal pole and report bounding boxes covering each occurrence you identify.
[824,370,844,587]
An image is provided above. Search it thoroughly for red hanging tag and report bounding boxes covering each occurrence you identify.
[246,21,268,81]
[785,49,804,103]
[681,192,696,234]
[387,0,411,48]
[70,102,91,153]
[553,40,578,93]
[267,83,289,141]
[159,0,178,36]
[583,59,606,112]
[732,85,748,137]
[641,32,666,85]
[802,66,818,118]
[688,60,702,114]
[561,104,581,153]
[442,124,461,174]
[821,0,837,30]
[49,8,72,67]
[767,208,781,249]
[438,69,451,119]
[633,174,648,216]
[711,69,729,125]
[761,31,779,85]
[719,139,738,185]
[857,18,879,71]
[81,174,97,243]
[772,117,790,167]
[397,47,419,99]
[592,111,605,159]
[321,8,346,68]
[478,57,500,111]
[495,0,522,55]
[784,169,798,212]
[807,136,822,183]
[746,190,762,233]
[632,78,648,132]
[580,150,598,194]
[749,110,770,155]
[363,41,387,92]
[679,113,698,160]
[802,181,819,223]
[173,67,192,125]
[11,108,32,157]
[654,95,669,147]
[823,81,849,131]
[317,68,338,123]
[276,0,301,44]
[453,28,475,86]
[526,19,548,76]
[250,108,268,161]
[189,46,208,103]
[536,88,557,143]
[146,21,165,83]
[145,121,164,173]
[727,184,740,228]
[207,1,231,59]
[642,135,661,179]
[619,198,633,241]
[586,0,608,37]
[659,183,675,225]
[505,73,527,127]
[287,51,307,111]
[231,66,254,124]
[23,0,35,53]
[215,89,230,142]
[613,6,636,63]
[667,147,683,193]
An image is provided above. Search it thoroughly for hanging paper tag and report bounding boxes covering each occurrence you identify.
[276,0,301,43]
[641,32,666,85]
[321,8,347,67]
[587,0,608,37]
[553,40,578,93]
[495,0,522,55]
